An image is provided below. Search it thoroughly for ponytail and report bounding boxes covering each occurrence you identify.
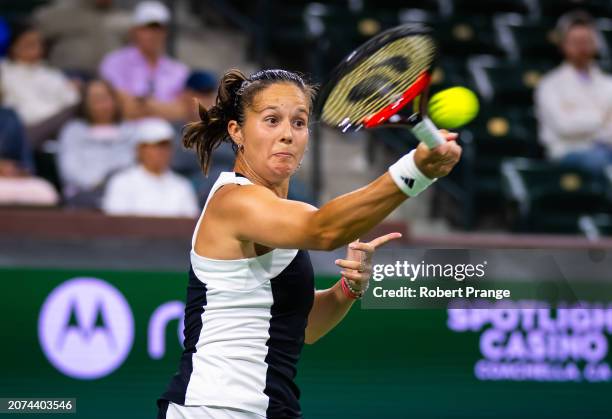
[182,69,247,175]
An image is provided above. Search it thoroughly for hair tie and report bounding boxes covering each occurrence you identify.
[233,80,251,111]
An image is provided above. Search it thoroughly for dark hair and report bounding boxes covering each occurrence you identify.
[182,68,317,176]
[556,10,594,42]
[76,79,122,124]
[7,21,39,60]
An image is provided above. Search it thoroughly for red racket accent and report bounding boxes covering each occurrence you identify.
[363,71,431,128]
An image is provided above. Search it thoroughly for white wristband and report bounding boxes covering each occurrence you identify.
[388,149,437,197]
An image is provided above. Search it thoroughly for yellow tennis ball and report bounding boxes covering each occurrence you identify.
[428,86,479,129]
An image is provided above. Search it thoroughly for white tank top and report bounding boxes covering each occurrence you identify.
[159,172,315,418]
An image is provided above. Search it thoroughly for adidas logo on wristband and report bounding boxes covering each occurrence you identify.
[389,149,436,197]
[400,176,416,188]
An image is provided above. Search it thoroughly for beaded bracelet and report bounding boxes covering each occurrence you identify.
[341,276,367,300]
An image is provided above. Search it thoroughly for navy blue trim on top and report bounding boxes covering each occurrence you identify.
[264,249,315,419]
[158,266,208,407]
[156,399,169,419]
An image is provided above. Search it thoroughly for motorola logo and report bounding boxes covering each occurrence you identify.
[38,278,134,380]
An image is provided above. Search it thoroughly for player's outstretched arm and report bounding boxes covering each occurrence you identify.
[216,131,460,251]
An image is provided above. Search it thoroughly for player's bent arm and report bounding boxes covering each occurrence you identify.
[304,284,353,344]
[305,234,397,343]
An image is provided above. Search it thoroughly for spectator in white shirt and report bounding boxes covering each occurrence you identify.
[0,22,79,148]
[535,11,612,178]
[58,79,135,208]
[102,118,199,218]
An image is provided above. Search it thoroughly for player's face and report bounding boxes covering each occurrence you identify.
[239,83,310,181]
[562,25,597,68]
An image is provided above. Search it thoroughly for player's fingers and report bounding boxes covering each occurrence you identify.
[441,139,461,153]
[335,259,363,271]
[439,130,458,142]
[434,141,461,163]
[348,241,375,254]
[446,141,462,161]
[431,142,452,159]
[366,232,403,249]
[445,132,459,142]
[341,270,369,283]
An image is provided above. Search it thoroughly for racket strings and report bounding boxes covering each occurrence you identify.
[322,35,436,127]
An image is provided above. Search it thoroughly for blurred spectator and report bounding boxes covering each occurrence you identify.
[99,1,189,121]
[0,22,79,148]
[0,162,59,206]
[0,107,34,173]
[33,0,131,76]
[1,89,59,206]
[182,70,218,115]
[102,118,199,217]
[58,79,136,208]
[535,11,612,177]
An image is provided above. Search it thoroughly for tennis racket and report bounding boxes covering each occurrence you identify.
[316,23,445,149]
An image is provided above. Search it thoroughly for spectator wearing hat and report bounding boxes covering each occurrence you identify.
[172,70,220,174]
[99,0,189,121]
[182,70,218,117]
[102,117,199,217]
[535,10,612,178]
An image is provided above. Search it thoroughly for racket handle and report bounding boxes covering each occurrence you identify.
[408,114,446,149]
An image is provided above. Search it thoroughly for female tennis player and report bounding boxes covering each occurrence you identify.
[157,68,461,419]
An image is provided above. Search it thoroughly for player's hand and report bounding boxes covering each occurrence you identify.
[414,130,462,179]
[334,232,402,293]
